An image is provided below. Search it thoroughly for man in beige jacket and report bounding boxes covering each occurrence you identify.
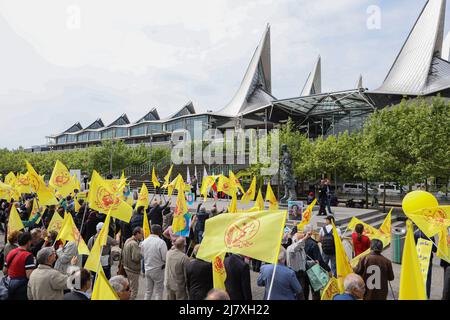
[164,237,190,300]
[122,227,143,300]
[27,247,78,300]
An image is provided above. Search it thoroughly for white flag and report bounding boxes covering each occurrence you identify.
[186,167,191,184]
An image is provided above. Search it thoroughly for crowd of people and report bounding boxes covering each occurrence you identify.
[0,188,449,301]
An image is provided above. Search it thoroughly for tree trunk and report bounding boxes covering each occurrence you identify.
[425,179,428,192]
[383,181,386,213]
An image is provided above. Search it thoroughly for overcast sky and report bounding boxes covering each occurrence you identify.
[0,0,448,149]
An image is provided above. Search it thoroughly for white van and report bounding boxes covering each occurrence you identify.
[377,184,405,195]
[342,183,364,194]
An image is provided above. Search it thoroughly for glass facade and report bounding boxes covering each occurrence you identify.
[56,135,67,145]
[115,127,128,138]
[102,128,114,139]
[89,131,100,141]
[131,124,146,136]
[78,132,88,142]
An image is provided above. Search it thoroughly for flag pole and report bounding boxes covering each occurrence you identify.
[267,210,287,300]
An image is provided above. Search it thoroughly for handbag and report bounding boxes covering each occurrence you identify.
[306,263,330,292]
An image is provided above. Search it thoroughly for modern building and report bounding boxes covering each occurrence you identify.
[45,0,450,151]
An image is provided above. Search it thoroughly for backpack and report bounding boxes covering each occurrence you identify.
[321,226,335,255]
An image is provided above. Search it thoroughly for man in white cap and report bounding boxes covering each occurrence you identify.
[87,220,119,280]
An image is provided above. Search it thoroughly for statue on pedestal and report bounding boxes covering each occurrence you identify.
[280,144,297,203]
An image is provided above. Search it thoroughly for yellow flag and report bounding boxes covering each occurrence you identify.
[49,160,76,197]
[91,267,119,300]
[437,227,449,263]
[0,181,20,201]
[241,176,256,204]
[379,208,392,238]
[172,176,188,233]
[56,213,90,255]
[416,238,433,287]
[85,211,112,272]
[8,205,24,236]
[228,193,237,213]
[5,172,16,185]
[26,161,58,206]
[136,183,149,210]
[120,170,125,180]
[255,188,265,211]
[405,206,450,238]
[321,277,340,300]
[87,170,132,223]
[212,253,227,289]
[143,209,151,239]
[265,182,278,210]
[48,212,64,233]
[197,210,287,264]
[332,221,353,293]
[15,173,32,195]
[350,210,392,268]
[399,220,427,300]
[71,173,81,192]
[297,198,317,231]
[168,174,184,198]
[217,175,234,196]
[229,171,244,194]
[162,165,173,188]
[74,198,81,212]
[28,198,41,224]
[200,175,218,201]
[152,167,160,188]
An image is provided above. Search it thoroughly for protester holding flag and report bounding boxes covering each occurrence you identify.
[414,228,437,299]
[224,254,252,300]
[319,216,341,276]
[259,246,305,300]
[87,221,119,280]
[352,223,371,257]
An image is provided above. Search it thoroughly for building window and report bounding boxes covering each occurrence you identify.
[115,127,128,138]
[131,124,146,136]
[102,128,115,139]
[89,131,100,141]
[78,132,88,142]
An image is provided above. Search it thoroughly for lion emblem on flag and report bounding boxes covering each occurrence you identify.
[53,171,71,187]
[224,216,260,249]
[213,256,225,275]
[95,186,120,210]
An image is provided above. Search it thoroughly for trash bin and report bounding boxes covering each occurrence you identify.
[392,227,406,264]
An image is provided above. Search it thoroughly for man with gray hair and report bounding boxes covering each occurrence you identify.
[333,273,365,300]
[164,237,190,300]
[257,246,304,300]
[354,238,394,300]
[109,275,130,300]
[27,247,78,300]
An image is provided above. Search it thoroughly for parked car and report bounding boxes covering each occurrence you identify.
[342,183,375,194]
[377,184,406,195]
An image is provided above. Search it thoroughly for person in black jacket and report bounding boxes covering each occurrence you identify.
[193,203,209,244]
[224,253,252,300]
[186,244,213,300]
[148,199,170,227]
[303,224,331,300]
[130,206,146,232]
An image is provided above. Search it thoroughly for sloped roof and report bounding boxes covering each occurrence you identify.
[375,0,448,95]
[64,122,83,133]
[356,75,364,90]
[85,118,105,130]
[300,55,321,96]
[216,24,273,117]
[136,108,160,123]
[168,101,196,119]
[442,31,450,61]
[107,114,130,127]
